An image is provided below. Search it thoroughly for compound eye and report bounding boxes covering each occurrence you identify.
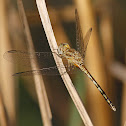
[64,44,70,48]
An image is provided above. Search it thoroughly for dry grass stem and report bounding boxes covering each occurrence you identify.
[0,92,7,126]
[48,7,70,46]
[109,62,126,81]
[74,0,115,125]
[121,52,126,125]
[0,0,16,125]
[36,0,93,125]
[121,82,126,126]
[17,0,52,125]
[122,68,126,126]
[99,11,114,63]
[26,6,75,25]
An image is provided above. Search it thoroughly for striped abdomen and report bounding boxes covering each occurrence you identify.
[78,64,116,111]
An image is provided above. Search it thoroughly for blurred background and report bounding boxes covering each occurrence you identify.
[0,0,126,126]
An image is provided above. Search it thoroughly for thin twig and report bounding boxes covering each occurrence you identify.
[17,0,52,126]
[36,0,93,125]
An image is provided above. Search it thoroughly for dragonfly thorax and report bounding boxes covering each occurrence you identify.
[58,43,70,56]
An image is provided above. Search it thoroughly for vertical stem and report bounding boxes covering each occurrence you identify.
[17,0,52,125]
[0,0,16,125]
[36,0,93,125]
[74,0,115,125]
[121,51,126,126]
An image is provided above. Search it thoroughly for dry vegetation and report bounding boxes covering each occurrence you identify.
[0,0,126,126]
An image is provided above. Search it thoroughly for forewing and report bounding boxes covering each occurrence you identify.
[3,50,56,67]
[75,9,92,58]
[75,9,84,54]
[3,50,77,75]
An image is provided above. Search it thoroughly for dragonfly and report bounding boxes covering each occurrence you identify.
[4,9,116,111]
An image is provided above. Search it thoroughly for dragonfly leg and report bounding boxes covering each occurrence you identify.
[52,51,63,58]
[60,70,67,76]
[67,61,74,72]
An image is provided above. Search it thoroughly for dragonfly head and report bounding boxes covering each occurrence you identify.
[58,43,70,55]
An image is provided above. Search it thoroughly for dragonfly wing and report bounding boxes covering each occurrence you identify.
[3,50,56,67]
[75,9,92,58]
[3,50,77,75]
[13,67,60,76]
[4,50,30,66]
[82,28,92,58]
[13,65,77,76]
[75,9,84,54]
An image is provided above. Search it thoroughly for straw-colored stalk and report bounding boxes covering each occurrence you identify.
[26,6,75,25]
[36,0,93,125]
[109,62,126,81]
[122,81,126,126]
[100,12,114,63]
[121,52,126,126]
[0,0,16,125]
[49,7,71,45]
[26,7,71,120]
[17,0,52,126]
[99,5,116,126]
[0,92,7,126]
[109,55,126,126]
[74,0,114,125]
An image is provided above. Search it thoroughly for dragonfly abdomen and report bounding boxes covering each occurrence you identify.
[79,64,116,111]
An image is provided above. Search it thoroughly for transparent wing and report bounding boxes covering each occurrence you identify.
[13,65,76,76]
[3,50,56,67]
[82,28,92,58]
[75,9,92,58]
[3,50,76,75]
